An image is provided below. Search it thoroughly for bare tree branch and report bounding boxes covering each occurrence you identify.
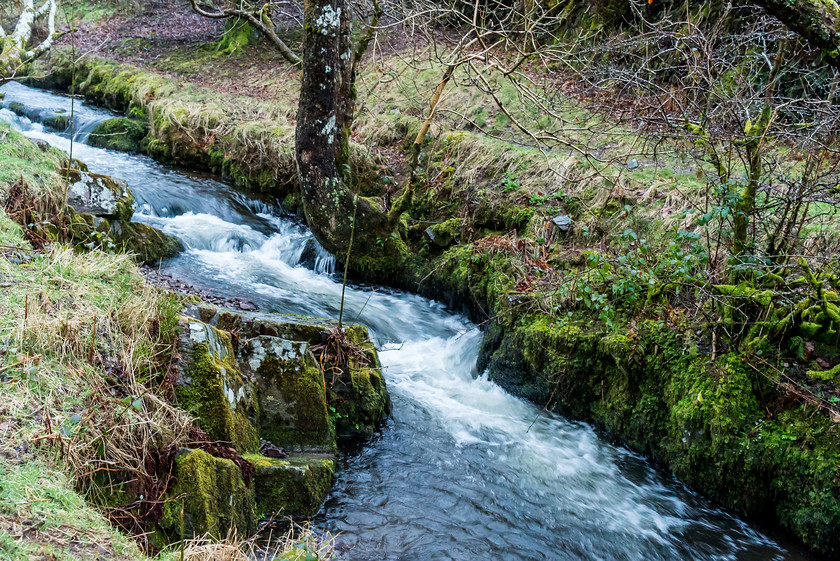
[1,0,60,82]
[188,0,302,65]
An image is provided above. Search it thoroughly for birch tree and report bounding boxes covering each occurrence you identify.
[1,0,59,84]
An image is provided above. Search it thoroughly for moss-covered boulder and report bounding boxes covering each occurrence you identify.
[245,454,334,518]
[7,101,26,116]
[176,318,260,453]
[110,220,184,263]
[43,112,69,131]
[193,306,392,441]
[242,336,334,453]
[66,169,135,221]
[64,208,183,265]
[87,117,147,153]
[330,325,392,439]
[159,449,256,540]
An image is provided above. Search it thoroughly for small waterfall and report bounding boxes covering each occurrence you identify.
[0,81,113,142]
[71,117,109,144]
[314,243,336,275]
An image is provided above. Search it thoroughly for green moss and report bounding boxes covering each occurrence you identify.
[7,101,25,115]
[256,354,333,452]
[329,325,392,438]
[807,362,840,381]
[111,221,184,264]
[216,20,259,55]
[43,113,69,130]
[64,209,184,266]
[87,117,148,153]
[177,320,260,453]
[244,454,334,518]
[713,283,776,307]
[159,449,256,540]
[426,218,463,248]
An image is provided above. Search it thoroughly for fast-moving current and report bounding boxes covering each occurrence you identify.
[0,81,818,561]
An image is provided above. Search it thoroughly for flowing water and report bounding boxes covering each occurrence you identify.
[0,82,819,561]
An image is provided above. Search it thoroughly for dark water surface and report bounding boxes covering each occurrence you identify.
[0,81,820,561]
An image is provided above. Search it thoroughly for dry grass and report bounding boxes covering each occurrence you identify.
[173,521,334,561]
[0,203,193,549]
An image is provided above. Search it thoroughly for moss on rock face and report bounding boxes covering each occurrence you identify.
[43,113,69,131]
[253,350,334,453]
[110,220,184,264]
[176,319,260,453]
[87,117,148,153]
[244,454,335,518]
[7,101,26,116]
[425,218,463,248]
[64,208,183,265]
[188,306,392,443]
[331,325,392,439]
[159,449,256,540]
[66,168,135,221]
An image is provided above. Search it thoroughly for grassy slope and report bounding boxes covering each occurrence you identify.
[12,1,840,554]
[0,123,182,561]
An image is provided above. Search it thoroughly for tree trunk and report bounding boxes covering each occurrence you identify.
[755,0,840,67]
[0,0,58,82]
[295,0,404,277]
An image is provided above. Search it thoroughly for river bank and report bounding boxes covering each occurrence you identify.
[3,0,840,557]
[0,114,389,558]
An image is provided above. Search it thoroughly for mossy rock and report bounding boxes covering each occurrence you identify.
[425,217,463,248]
[66,169,135,221]
[245,454,334,518]
[176,318,260,453]
[109,220,184,264]
[65,209,184,265]
[7,101,26,116]
[159,449,256,540]
[43,113,69,131]
[330,325,392,439]
[188,306,391,442]
[88,117,148,153]
[246,339,334,453]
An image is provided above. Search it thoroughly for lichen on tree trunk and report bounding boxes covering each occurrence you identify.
[295,0,406,278]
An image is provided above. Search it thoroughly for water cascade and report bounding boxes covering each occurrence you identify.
[0,82,816,561]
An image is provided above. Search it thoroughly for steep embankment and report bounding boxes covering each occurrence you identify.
[17,15,840,555]
[0,121,183,560]
[0,114,390,558]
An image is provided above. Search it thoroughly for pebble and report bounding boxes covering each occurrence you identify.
[140,265,259,312]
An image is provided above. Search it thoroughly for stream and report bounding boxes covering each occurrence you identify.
[0,81,819,561]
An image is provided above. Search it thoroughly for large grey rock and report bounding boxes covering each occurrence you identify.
[66,169,135,221]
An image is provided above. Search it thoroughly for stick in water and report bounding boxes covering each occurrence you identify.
[338,195,358,330]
